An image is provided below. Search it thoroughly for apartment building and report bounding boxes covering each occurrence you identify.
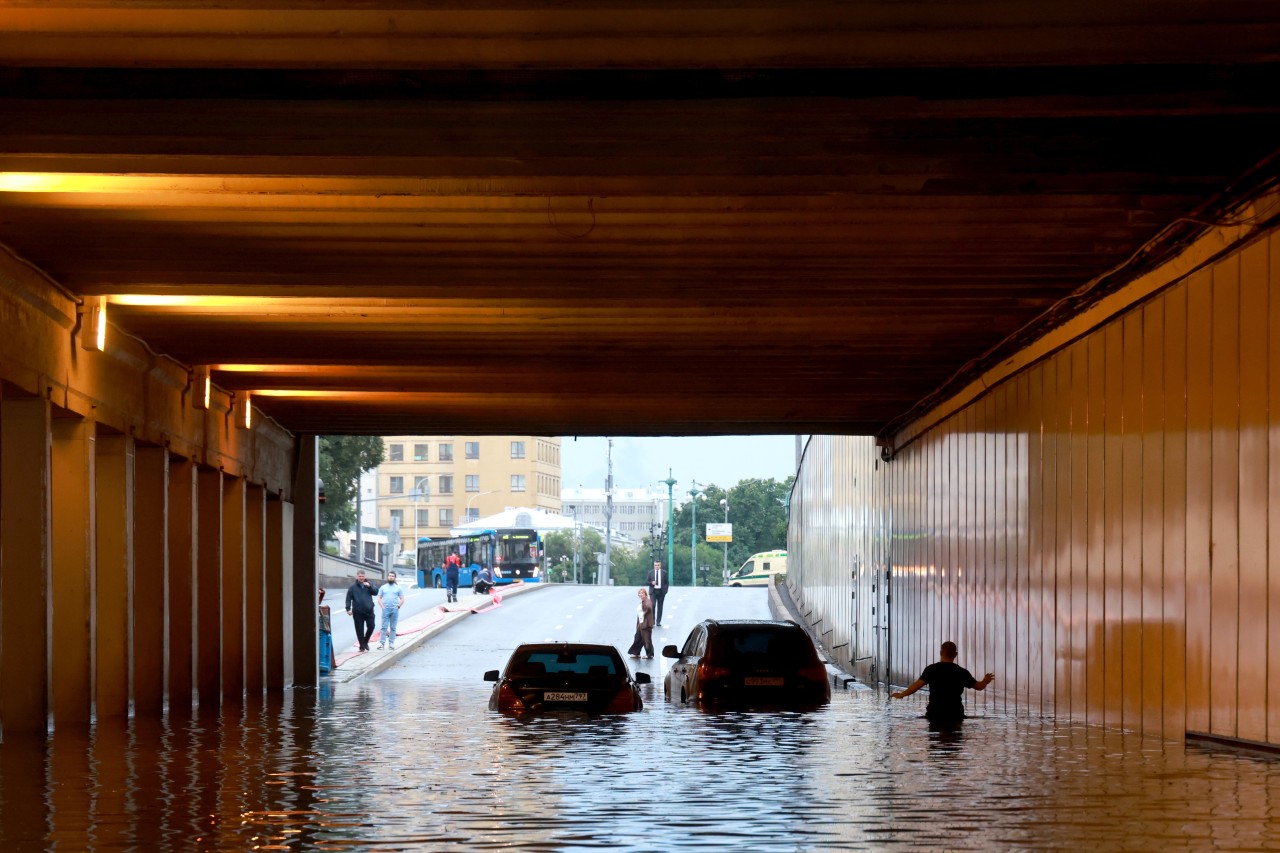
[365,436,562,543]
[560,486,666,544]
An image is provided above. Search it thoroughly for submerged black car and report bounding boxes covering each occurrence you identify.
[485,642,651,714]
[663,619,831,708]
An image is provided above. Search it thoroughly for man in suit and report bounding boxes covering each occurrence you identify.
[647,561,667,626]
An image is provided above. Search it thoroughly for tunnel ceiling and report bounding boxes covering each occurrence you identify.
[1,3,1278,437]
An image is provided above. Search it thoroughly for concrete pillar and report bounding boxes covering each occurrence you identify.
[221,476,246,701]
[290,436,318,687]
[167,456,196,712]
[265,496,286,691]
[133,445,168,715]
[244,484,266,695]
[0,393,52,734]
[195,467,222,708]
[95,431,134,719]
[50,413,93,725]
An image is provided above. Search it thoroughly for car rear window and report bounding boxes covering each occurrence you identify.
[516,651,619,676]
[710,629,816,662]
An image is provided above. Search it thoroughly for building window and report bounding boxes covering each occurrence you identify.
[439,508,454,526]
[389,509,403,526]
[465,441,480,459]
[416,508,431,526]
[466,474,480,492]
[439,475,453,495]
[511,441,526,459]
[439,443,453,462]
[413,476,430,498]
[511,474,526,492]
[414,443,428,462]
[389,476,404,494]
[466,507,480,521]
[388,443,403,462]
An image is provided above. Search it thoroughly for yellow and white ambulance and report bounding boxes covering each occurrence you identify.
[727,550,788,587]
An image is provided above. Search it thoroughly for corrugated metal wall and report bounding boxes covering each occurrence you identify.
[790,226,1280,743]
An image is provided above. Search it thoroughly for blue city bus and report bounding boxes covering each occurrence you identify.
[417,528,543,590]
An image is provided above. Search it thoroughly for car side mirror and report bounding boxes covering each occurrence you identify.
[634,672,651,684]
[662,645,680,659]
[483,669,499,681]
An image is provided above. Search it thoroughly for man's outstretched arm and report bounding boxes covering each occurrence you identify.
[892,679,926,699]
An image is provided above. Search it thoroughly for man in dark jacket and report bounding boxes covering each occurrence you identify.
[344,570,378,652]
[646,561,667,626]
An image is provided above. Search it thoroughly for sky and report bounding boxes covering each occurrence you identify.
[559,435,804,497]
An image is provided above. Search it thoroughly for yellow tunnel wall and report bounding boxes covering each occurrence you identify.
[791,223,1280,744]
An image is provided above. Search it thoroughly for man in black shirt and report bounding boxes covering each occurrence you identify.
[344,570,378,653]
[891,641,994,722]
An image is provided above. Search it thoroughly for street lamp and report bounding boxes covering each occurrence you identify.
[663,470,677,588]
[465,489,498,521]
[720,498,729,584]
[689,480,702,587]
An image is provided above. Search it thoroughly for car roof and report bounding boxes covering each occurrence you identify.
[511,642,622,655]
[702,619,803,631]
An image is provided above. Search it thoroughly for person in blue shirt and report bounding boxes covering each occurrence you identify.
[376,570,406,650]
[891,641,994,722]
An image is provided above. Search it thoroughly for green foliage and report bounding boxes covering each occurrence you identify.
[664,476,794,584]
[318,436,385,543]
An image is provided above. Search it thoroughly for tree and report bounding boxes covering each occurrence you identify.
[318,436,385,544]
[667,476,794,584]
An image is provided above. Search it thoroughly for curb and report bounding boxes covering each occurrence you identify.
[330,581,550,683]
[766,575,868,692]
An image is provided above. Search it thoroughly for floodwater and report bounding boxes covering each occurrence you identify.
[3,680,1280,850]
[4,585,1280,850]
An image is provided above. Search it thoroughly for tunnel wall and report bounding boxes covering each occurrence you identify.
[791,205,1280,743]
[0,247,310,735]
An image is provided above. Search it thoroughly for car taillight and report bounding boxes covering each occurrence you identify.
[697,662,732,683]
[797,662,827,685]
[497,683,526,712]
[604,686,636,713]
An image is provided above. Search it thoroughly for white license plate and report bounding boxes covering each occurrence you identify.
[744,677,784,687]
[544,691,588,702]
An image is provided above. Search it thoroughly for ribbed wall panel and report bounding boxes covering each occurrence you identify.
[790,226,1279,742]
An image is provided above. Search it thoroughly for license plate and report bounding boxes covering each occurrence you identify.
[544,691,588,702]
[744,677,784,687]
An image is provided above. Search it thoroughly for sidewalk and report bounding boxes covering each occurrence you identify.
[326,581,548,683]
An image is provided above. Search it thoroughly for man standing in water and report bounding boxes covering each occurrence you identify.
[891,641,994,723]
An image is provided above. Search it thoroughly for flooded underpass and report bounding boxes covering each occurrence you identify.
[3,586,1279,850]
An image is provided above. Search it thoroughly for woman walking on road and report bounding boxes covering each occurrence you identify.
[627,588,656,659]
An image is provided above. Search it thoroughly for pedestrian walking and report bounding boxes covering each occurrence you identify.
[891,641,994,723]
[445,552,462,603]
[647,561,667,626]
[344,570,378,652]
[627,588,656,659]
[376,570,406,650]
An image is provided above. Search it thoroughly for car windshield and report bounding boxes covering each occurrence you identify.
[709,629,814,662]
[512,650,619,676]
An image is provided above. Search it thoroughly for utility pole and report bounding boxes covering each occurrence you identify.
[689,480,702,586]
[663,470,677,588]
[602,439,613,585]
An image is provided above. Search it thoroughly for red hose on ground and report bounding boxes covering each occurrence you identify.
[334,583,520,667]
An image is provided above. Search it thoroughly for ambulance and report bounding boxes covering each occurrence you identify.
[727,549,788,587]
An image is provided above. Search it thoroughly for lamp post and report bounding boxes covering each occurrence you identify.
[720,498,729,584]
[663,470,677,588]
[689,480,702,587]
[465,489,497,522]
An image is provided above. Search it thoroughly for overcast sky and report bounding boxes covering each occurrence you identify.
[560,435,804,497]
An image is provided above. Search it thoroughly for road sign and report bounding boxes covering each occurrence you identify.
[706,522,732,543]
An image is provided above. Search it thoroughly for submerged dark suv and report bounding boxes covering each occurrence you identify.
[662,619,831,708]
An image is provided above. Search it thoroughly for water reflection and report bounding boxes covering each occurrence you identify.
[3,685,1280,849]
